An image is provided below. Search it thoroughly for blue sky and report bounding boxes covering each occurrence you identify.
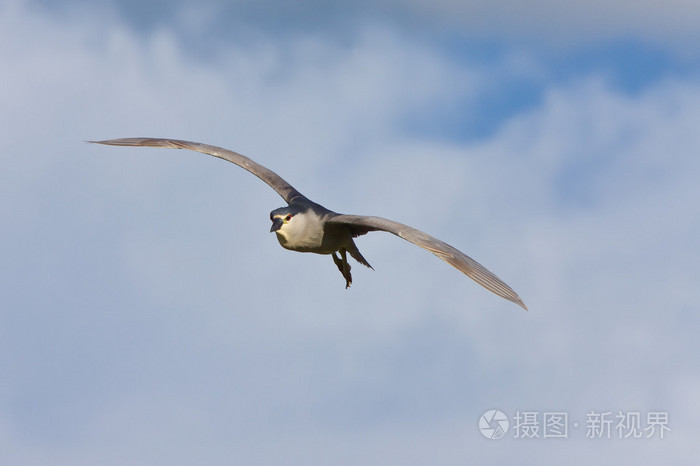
[1,0,699,464]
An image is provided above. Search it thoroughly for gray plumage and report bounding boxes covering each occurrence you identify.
[90,137,527,310]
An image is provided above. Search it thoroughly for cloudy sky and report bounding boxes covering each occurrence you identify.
[1,0,699,464]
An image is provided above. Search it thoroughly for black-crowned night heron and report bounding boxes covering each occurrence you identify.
[91,138,527,310]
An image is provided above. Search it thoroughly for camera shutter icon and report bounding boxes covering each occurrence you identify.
[479,410,510,439]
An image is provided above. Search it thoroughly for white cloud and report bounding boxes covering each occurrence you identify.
[1,1,699,464]
[384,0,700,50]
[62,0,700,53]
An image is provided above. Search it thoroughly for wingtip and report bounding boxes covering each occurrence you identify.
[86,138,140,146]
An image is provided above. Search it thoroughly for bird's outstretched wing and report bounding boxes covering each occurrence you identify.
[89,138,307,205]
[327,214,527,310]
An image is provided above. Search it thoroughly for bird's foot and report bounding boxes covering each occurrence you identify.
[343,266,352,289]
[332,251,353,289]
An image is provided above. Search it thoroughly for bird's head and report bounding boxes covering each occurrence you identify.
[269,206,306,245]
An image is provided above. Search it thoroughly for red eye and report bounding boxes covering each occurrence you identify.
[285,214,292,221]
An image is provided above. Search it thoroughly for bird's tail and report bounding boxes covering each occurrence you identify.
[347,241,373,269]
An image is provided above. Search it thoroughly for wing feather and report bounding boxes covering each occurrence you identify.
[89,138,306,204]
[328,214,527,310]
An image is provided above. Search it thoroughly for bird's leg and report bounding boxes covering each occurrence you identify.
[332,250,352,288]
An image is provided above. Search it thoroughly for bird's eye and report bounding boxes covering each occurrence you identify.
[285,214,292,221]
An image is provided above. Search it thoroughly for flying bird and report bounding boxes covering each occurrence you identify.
[91,138,527,310]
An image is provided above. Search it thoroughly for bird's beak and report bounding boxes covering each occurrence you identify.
[270,217,283,233]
